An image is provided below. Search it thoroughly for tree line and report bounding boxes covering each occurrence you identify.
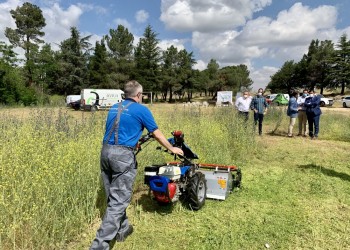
[267,35,350,95]
[0,2,252,105]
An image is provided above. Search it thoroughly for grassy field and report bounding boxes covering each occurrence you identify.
[1,104,349,250]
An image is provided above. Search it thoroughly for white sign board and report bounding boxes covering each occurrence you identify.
[217,91,233,105]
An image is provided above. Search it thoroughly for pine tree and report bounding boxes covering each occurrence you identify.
[5,2,46,86]
[134,25,161,91]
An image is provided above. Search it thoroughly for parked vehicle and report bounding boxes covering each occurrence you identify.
[80,89,124,111]
[272,93,289,105]
[343,96,350,108]
[66,95,80,107]
[318,95,334,107]
[69,99,81,110]
[265,94,277,104]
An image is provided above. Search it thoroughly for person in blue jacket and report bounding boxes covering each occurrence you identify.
[304,90,322,139]
[287,91,300,137]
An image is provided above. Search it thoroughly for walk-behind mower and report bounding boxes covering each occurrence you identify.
[135,131,242,211]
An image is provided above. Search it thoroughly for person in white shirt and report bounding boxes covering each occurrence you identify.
[235,91,252,122]
[297,89,309,136]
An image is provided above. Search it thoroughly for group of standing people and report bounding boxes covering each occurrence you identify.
[235,88,322,139]
[235,88,268,135]
[287,89,322,139]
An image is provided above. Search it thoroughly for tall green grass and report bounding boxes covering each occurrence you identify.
[0,106,255,249]
[0,108,104,249]
[0,106,349,249]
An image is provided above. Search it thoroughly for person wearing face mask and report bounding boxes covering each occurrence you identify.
[250,88,269,135]
[287,91,300,137]
[235,91,252,122]
[297,89,309,137]
[304,90,322,139]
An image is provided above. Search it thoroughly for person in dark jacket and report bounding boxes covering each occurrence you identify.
[250,88,269,135]
[304,90,322,139]
[287,92,300,137]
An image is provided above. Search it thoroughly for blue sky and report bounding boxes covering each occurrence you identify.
[1,0,350,90]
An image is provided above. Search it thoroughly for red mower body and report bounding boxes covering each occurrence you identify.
[153,182,177,203]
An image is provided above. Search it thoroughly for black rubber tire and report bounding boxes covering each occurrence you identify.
[343,102,347,108]
[233,169,242,189]
[320,101,325,107]
[186,172,206,210]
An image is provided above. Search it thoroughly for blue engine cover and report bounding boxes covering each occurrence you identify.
[148,166,191,193]
[180,166,190,175]
[149,176,170,193]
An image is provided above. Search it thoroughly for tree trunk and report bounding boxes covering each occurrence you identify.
[162,91,167,101]
[26,36,33,87]
[341,82,345,95]
[320,87,324,95]
[169,86,173,102]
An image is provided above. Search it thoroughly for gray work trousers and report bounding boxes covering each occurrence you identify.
[90,145,137,250]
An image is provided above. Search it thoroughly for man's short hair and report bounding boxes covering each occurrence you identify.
[124,80,143,98]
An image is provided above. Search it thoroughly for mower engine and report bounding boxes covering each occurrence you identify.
[144,130,197,205]
[144,165,185,203]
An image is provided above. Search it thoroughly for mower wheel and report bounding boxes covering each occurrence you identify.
[232,169,242,189]
[186,172,207,210]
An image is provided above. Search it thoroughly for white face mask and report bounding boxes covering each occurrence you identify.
[243,95,248,98]
[258,92,262,96]
[309,94,314,97]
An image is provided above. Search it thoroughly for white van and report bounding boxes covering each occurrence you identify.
[80,89,124,111]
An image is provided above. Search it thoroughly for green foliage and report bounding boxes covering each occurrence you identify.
[104,25,135,86]
[267,60,298,93]
[88,40,110,88]
[55,27,92,95]
[5,2,46,86]
[0,61,37,106]
[160,46,197,102]
[134,25,162,91]
[268,37,349,94]
[328,34,350,94]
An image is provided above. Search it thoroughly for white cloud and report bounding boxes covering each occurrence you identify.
[193,59,206,71]
[192,31,267,64]
[81,32,102,49]
[160,0,272,32]
[158,39,186,51]
[184,2,349,90]
[191,2,339,65]
[237,3,338,46]
[0,0,84,54]
[135,10,149,23]
[250,66,278,91]
[42,3,83,50]
[0,0,23,43]
[113,18,132,31]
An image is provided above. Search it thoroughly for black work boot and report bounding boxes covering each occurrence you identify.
[116,225,134,242]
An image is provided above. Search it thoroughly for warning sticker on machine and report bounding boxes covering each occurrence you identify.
[217,178,227,189]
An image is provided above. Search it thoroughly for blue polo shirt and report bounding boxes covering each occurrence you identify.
[102,99,158,147]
